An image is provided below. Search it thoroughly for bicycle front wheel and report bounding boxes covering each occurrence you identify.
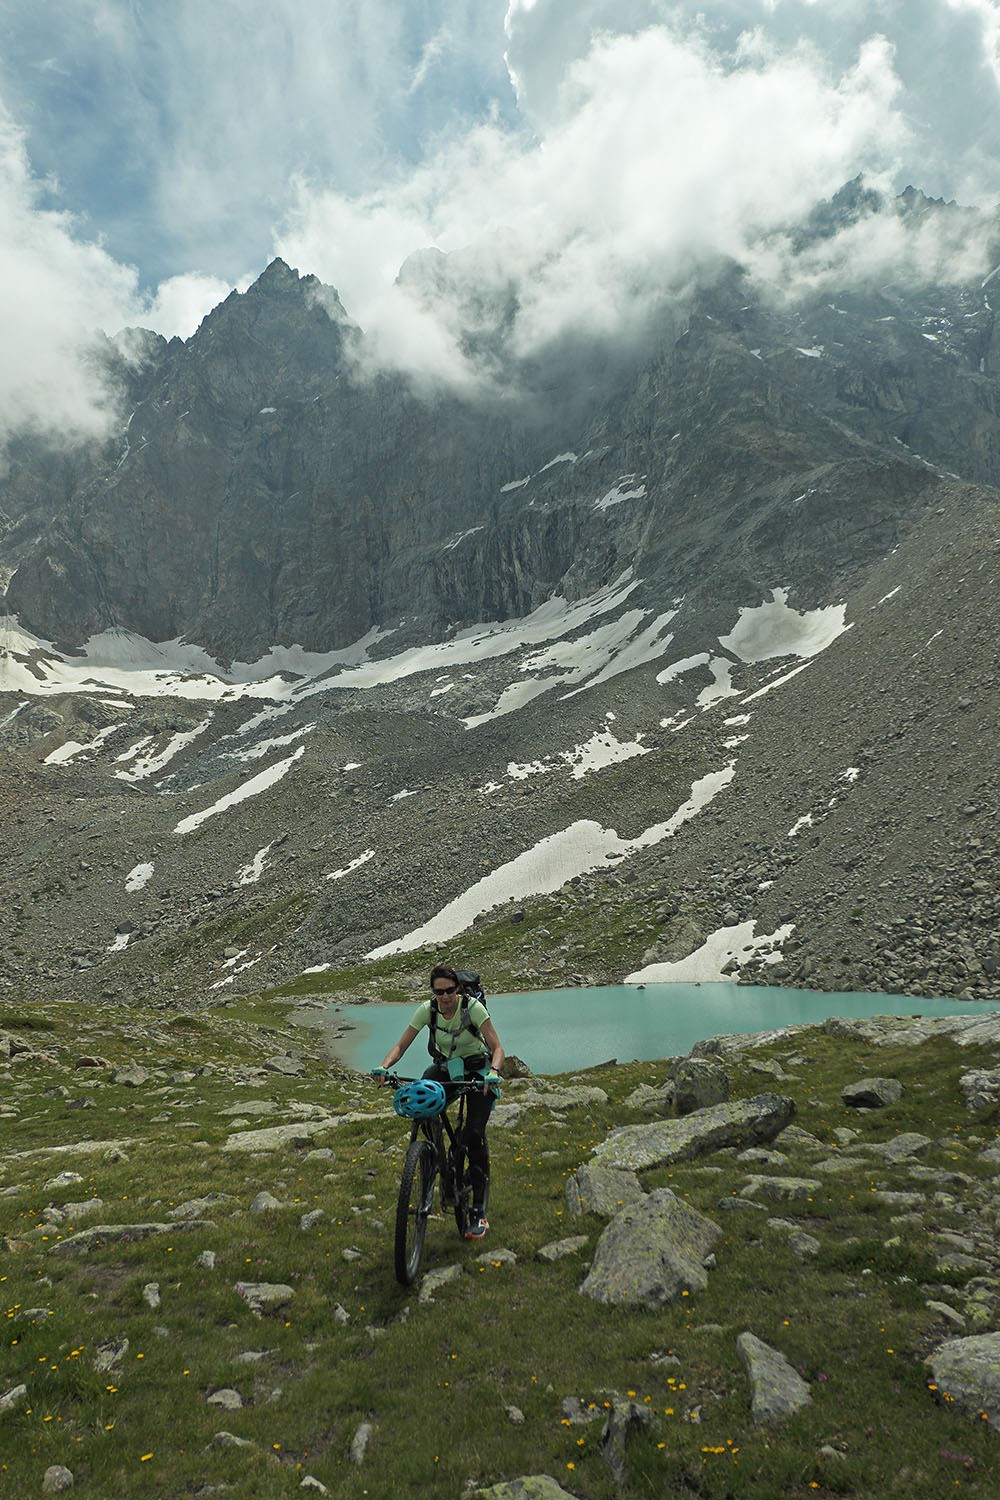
[394,1139,437,1285]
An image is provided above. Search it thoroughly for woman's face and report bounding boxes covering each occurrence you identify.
[431,977,460,1017]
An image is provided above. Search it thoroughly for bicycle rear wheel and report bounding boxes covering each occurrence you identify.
[394,1139,437,1285]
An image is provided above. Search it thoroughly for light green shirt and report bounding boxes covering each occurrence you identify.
[410,998,490,1060]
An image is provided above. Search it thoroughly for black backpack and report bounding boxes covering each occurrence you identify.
[428,969,489,1064]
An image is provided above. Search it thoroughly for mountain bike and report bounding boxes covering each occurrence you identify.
[371,1072,494,1285]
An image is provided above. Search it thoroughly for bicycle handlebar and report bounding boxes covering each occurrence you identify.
[369,1068,499,1092]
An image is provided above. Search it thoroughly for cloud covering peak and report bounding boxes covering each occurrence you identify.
[1,1,999,436]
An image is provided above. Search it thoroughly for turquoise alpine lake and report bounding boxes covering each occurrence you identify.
[316,983,1000,1076]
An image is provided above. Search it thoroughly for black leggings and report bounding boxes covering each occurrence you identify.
[422,1062,494,1209]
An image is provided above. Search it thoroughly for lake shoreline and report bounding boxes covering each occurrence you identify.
[291,982,1000,1078]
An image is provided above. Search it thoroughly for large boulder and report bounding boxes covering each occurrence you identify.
[841,1077,902,1108]
[673,1057,730,1115]
[737,1332,811,1425]
[50,1221,213,1255]
[927,1333,1000,1428]
[564,1163,644,1219]
[593,1093,796,1171]
[580,1189,721,1308]
[958,1067,1000,1113]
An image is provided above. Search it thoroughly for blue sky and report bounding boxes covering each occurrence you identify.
[2,1,1000,442]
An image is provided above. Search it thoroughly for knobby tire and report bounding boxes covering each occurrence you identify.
[394,1139,436,1285]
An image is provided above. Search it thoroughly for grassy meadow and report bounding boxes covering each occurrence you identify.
[1,997,998,1498]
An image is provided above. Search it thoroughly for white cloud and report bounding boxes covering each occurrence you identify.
[0,105,140,448]
[144,272,248,341]
[276,23,925,385]
[2,1,999,429]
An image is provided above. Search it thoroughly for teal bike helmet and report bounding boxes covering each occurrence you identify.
[393,1079,447,1119]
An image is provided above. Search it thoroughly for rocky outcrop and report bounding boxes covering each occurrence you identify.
[593,1094,796,1172]
[564,1163,644,1219]
[474,1481,579,1500]
[579,1188,721,1307]
[842,1077,903,1108]
[927,1334,1000,1429]
[673,1057,730,1115]
[737,1333,812,1425]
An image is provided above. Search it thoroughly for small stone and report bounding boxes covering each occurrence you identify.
[299,1209,325,1231]
[112,1064,150,1088]
[210,1431,252,1449]
[197,1250,217,1269]
[41,1466,74,1493]
[207,1389,243,1410]
[419,1265,463,1303]
[300,1477,330,1494]
[263,1054,306,1076]
[43,1172,84,1193]
[142,1282,161,1310]
[0,1384,28,1413]
[234,1281,294,1316]
[249,1192,284,1215]
[349,1420,375,1464]
[737,1331,811,1425]
[92,1338,128,1373]
[506,1405,525,1425]
[537,1235,589,1263]
[927,1300,966,1329]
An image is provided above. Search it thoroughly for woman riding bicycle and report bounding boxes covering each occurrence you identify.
[377,964,504,1240]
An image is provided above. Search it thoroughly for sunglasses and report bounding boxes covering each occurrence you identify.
[432,984,458,996]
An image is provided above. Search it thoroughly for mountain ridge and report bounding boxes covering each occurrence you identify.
[0,191,997,1006]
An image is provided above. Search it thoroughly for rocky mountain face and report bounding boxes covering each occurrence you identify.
[0,190,997,1008]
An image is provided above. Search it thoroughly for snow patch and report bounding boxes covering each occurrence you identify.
[115,719,212,782]
[788,813,815,838]
[719,589,849,663]
[594,476,646,512]
[742,661,812,703]
[125,862,154,893]
[443,526,484,551]
[173,746,305,835]
[326,849,375,881]
[237,844,274,886]
[696,657,740,708]
[223,724,314,763]
[656,653,709,685]
[43,723,123,764]
[626,921,795,983]
[365,765,733,959]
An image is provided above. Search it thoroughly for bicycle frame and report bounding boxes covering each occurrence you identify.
[380,1074,484,1285]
